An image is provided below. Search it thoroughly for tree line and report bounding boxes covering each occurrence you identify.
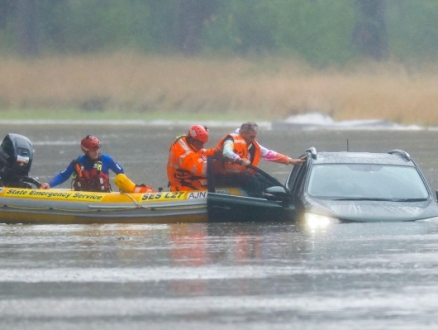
[0,0,437,65]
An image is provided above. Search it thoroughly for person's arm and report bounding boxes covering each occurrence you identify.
[223,139,240,161]
[102,154,124,174]
[41,162,75,189]
[223,139,251,166]
[259,144,306,165]
[202,148,221,157]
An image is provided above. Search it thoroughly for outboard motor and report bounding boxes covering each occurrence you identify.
[0,133,40,188]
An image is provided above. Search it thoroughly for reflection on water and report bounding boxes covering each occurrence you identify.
[3,221,438,329]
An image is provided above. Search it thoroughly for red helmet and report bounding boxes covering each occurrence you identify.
[187,125,209,143]
[81,135,101,152]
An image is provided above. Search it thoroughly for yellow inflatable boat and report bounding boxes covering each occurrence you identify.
[0,136,292,224]
[0,187,245,224]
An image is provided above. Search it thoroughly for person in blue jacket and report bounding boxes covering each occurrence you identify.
[40,135,124,192]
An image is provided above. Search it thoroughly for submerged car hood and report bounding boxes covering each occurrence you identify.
[306,197,438,222]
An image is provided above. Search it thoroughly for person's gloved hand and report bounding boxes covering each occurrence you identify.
[288,156,307,165]
[235,158,250,166]
[134,184,155,193]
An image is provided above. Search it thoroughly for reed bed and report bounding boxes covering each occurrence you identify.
[1,52,438,125]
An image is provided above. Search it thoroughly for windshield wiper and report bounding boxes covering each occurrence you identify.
[329,197,428,202]
[390,198,428,202]
[330,197,394,201]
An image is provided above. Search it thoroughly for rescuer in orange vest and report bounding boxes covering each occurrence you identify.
[167,125,219,191]
[214,122,306,196]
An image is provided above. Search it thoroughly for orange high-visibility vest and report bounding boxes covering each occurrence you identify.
[215,133,261,173]
[167,136,214,191]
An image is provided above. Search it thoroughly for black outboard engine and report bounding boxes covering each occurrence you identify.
[0,133,40,188]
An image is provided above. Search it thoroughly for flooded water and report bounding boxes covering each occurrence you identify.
[2,123,438,329]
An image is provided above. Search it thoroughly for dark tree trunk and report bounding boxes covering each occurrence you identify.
[16,0,39,57]
[353,0,388,60]
[174,0,218,55]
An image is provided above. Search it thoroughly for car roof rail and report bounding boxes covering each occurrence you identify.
[388,149,411,161]
[306,147,317,159]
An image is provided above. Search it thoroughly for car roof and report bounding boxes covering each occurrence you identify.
[306,148,416,167]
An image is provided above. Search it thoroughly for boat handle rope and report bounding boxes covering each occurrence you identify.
[120,191,151,209]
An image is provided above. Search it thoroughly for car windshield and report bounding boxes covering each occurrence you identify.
[307,164,429,200]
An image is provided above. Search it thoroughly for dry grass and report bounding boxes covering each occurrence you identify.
[1,52,438,125]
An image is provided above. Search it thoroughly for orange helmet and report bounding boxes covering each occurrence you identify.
[81,135,101,153]
[187,125,209,143]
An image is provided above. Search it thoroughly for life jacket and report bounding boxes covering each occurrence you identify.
[72,157,111,192]
[167,136,209,191]
[215,133,261,173]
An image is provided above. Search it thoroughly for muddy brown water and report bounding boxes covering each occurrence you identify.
[2,123,438,330]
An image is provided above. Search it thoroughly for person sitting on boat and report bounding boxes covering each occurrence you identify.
[214,122,306,196]
[167,125,219,191]
[40,135,154,193]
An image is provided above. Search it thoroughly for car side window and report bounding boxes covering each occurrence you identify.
[292,165,307,196]
[287,164,302,191]
[288,161,308,202]
[296,166,308,197]
[287,156,309,190]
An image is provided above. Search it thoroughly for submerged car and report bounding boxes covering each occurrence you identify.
[207,149,438,223]
[287,148,438,224]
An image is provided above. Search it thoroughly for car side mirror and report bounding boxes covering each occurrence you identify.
[264,186,288,201]
[266,186,287,194]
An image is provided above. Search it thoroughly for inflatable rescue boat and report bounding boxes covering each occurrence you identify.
[0,133,293,224]
[0,187,245,224]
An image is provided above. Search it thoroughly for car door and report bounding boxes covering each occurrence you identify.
[206,156,292,223]
[286,157,310,219]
